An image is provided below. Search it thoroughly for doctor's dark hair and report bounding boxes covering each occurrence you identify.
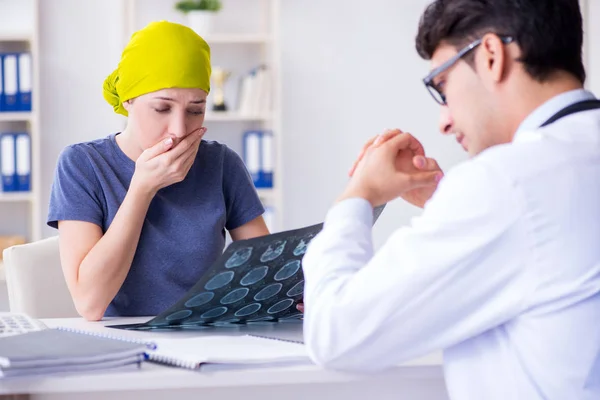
[414,0,586,84]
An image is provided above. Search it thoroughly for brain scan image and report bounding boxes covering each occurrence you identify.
[260,240,287,263]
[225,247,253,268]
[110,204,386,331]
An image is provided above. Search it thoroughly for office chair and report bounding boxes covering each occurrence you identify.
[3,236,78,318]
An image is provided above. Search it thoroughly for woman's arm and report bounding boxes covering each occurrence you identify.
[58,185,154,321]
[229,215,270,241]
[58,131,204,321]
[62,200,268,320]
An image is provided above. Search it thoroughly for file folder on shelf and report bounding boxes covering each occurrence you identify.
[2,54,18,112]
[0,133,17,192]
[243,130,274,189]
[15,133,30,191]
[17,53,32,112]
[260,131,273,188]
[243,130,261,186]
[0,53,33,112]
[0,54,4,112]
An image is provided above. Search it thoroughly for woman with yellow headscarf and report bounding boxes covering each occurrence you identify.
[47,21,269,321]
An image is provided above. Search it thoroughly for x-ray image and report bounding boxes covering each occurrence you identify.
[109,205,385,331]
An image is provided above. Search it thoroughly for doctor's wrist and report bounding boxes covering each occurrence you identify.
[336,187,377,207]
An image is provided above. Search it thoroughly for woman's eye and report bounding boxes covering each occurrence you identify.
[188,110,204,116]
[154,108,170,114]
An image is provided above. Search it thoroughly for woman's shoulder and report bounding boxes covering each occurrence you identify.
[199,138,228,152]
[59,134,116,162]
[198,139,241,162]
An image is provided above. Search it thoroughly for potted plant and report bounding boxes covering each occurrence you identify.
[175,0,223,37]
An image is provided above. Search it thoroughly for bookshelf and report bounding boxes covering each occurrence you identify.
[204,111,273,122]
[0,0,41,242]
[0,34,34,42]
[123,0,283,232]
[0,192,34,203]
[203,34,271,44]
[0,112,33,122]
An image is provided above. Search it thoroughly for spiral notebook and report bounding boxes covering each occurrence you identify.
[54,326,157,350]
[249,329,304,345]
[146,335,309,370]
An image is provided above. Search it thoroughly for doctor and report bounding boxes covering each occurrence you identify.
[302,0,600,399]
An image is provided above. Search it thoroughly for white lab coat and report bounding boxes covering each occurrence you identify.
[302,90,600,400]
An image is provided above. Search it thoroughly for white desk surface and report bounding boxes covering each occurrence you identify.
[0,317,444,396]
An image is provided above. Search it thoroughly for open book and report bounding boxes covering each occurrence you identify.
[110,205,386,331]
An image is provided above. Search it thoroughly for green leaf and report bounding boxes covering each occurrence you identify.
[175,0,222,13]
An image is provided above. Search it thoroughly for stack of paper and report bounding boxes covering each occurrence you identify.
[0,329,148,378]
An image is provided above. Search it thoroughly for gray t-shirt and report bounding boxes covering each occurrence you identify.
[47,134,265,317]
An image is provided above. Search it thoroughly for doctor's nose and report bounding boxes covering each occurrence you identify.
[439,106,454,135]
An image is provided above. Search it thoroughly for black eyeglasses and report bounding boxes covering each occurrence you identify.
[422,36,514,105]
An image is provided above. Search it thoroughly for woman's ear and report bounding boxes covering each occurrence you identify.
[122,98,134,112]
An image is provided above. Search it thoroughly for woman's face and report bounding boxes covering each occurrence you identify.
[123,88,208,150]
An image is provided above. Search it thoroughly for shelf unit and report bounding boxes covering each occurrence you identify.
[123,0,283,232]
[0,112,33,122]
[0,192,34,203]
[0,33,33,42]
[0,0,41,242]
[204,112,273,122]
[204,34,271,44]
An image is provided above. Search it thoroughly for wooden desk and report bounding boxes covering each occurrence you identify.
[0,317,449,400]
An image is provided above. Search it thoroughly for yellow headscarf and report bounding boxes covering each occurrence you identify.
[103,21,211,116]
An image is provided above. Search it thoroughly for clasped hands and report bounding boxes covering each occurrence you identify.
[339,129,444,208]
[296,130,443,314]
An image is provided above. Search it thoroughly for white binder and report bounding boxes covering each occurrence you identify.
[0,54,4,111]
[261,131,274,186]
[1,133,16,191]
[15,133,30,191]
[3,54,18,111]
[18,53,32,111]
[243,131,261,184]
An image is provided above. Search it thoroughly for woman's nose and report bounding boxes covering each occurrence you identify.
[168,115,187,139]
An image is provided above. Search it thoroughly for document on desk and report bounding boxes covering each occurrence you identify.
[147,335,310,370]
[109,205,386,331]
[0,329,147,378]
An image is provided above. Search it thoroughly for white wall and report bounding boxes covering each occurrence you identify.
[279,0,466,247]
[35,0,268,239]
[34,0,600,246]
[38,0,126,238]
[279,0,600,247]
[586,0,600,95]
